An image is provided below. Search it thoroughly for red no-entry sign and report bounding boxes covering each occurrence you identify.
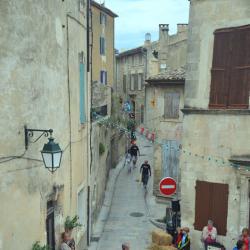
[159,177,177,196]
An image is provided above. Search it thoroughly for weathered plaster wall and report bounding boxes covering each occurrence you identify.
[181,0,250,249]
[0,1,89,249]
[181,114,250,249]
[91,5,115,86]
[185,0,250,109]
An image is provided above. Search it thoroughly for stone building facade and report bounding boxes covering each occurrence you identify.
[180,0,250,249]
[89,1,126,235]
[0,0,90,249]
[142,24,188,199]
[116,24,188,127]
[145,68,186,199]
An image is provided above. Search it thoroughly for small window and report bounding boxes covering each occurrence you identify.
[130,74,134,91]
[100,12,107,25]
[194,181,228,236]
[79,53,86,124]
[138,73,144,91]
[123,75,127,93]
[100,37,106,55]
[100,70,107,85]
[133,74,138,90]
[92,105,108,120]
[164,92,180,119]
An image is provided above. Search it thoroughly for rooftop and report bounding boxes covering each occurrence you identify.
[116,46,144,58]
[91,0,118,18]
[146,66,186,84]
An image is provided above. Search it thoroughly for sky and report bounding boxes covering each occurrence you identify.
[103,0,190,51]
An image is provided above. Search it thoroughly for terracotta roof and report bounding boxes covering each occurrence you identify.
[146,66,186,83]
[116,46,144,58]
[91,1,118,18]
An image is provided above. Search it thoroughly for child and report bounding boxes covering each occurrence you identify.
[177,227,190,250]
[233,240,246,250]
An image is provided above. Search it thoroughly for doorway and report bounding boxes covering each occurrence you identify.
[46,200,55,250]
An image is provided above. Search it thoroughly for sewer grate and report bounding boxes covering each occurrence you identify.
[130,212,144,217]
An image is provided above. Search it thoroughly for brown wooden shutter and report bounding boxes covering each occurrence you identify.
[164,93,180,118]
[194,181,211,230]
[210,183,229,236]
[209,32,232,108]
[228,25,250,109]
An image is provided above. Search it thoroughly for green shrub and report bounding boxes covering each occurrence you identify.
[64,215,82,230]
[32,242,50,250]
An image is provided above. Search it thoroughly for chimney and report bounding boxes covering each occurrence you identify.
[144,32,151,46]
[177,24,188,33]
[159,24,169,42]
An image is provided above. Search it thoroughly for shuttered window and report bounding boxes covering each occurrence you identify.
[138,73,143,91]
[164,92,180,119]
[100,37,106,55]
[209,25,250,109]
[123,75,127,93]
[100,70,107,85]
[194,181,229,236]
[130,74,134,91]
[80,63,86,123]
[134,74,138,90]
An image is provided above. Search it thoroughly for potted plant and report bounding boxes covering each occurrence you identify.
[32,242,50,250]
[64,215,81,233]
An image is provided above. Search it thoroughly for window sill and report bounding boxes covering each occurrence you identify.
[181,108,250,115]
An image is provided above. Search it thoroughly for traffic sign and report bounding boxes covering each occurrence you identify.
[159,177,177,196]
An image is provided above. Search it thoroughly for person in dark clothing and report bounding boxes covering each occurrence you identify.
[130,142,140,167]
[140,160,151,188]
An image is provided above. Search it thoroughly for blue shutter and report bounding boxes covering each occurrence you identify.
[80,63,86,123]
[105,71,107,85]
[100,71,103,84]
[100,37,102,54]
[103,38,105,55]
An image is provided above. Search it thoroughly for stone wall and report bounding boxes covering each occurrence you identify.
[181,0,250,249]
[0,0,90,249]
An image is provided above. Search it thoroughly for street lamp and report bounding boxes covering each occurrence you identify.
[24,126,63,173]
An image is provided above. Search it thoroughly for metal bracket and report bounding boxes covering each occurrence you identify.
[24,125,53,150]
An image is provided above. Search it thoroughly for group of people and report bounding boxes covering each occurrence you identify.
[125,141,152,188]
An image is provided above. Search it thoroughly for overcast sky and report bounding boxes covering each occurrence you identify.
[103,0,190,51]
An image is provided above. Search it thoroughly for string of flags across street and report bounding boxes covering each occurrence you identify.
[96,116,246,171]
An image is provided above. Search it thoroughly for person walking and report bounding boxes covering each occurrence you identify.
[239,228,250,250]
[140,160,151,188]
[202,220,217,250]
[122,242,130,250]
[130,142,140,167]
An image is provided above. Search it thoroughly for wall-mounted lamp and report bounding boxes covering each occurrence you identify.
[24,126,62,173]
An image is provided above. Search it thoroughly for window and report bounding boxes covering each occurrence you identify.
[164,92,180,118]
[79,0,85,12]
[139,54,143,65]
[123,75,127,93]
[141,105,144,123]
[100,12,107,25]
[100,70,107,85]
[138,73,144,91]
[209,25,250,109]
[100,37,106,55]
[194,181,228,236]
[133,74,138,90]
[130,74,134,91]
[79,60,86,124]
[92,105,108,120]
[77,188,87,229]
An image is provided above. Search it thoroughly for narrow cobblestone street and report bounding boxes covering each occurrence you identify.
[90,136,166,250]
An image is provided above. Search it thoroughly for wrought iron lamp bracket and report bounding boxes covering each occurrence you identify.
[24,125,53,150]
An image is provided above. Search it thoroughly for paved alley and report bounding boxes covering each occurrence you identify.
[93,136,165,250]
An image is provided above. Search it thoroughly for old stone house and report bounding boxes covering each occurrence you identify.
[0,0,90,249]
[145,68,186,199]
[89,1,125,235]
[144,24,188,199]
[116,24,188,127]
[180,0,250,249]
